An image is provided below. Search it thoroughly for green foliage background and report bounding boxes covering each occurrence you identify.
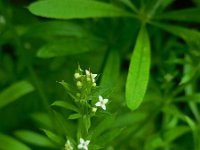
[0,0,200,149]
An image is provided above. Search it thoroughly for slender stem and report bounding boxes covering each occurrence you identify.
[148,0,164,19]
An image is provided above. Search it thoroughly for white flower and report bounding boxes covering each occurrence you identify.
[95,96,108,110]
[77,138,90,150]
[64,140,73,150]
[85,70,97,83]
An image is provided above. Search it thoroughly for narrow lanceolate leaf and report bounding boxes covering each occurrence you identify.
[156,8,200,23]
[153,23,200,51]
[126,26,151,110]
[0,133,31,150]
[51,100,79,112]
[14,130,55,148]
[0,81,34,108]
[37,38,105,58]
[100,50,120,90]
[28,0,132,19]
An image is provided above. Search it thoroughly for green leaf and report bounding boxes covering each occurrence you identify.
[100,50,120,90]
[37,38,105,58]
[125,25,151,110]
[51,100,79,112]
[92,116,115,138]
[68,113,82,119]
[113,112,146,127]
[119,0,138,13]
[97,128,123,145]
[164,126,190,143]
[14,130,56,148]
[156,8,200,23]
[28,0,132,19]
[42,129,64,145]
[31,113,53,129]
[154,23,200,52]
[57,80,78,100]
[0,133,31,150]
[24,21,87,38]
[175,94,200,103]
[0,81,34,108]
[83,115,91,132]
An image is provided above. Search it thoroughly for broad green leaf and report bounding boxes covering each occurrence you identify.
[125,25,151,110]
[14,130,55,148]
[31,113,53,129]
[156,8,200,23]
[184,116,196,133]
[164,126,190,143]
[154,23,200,53]
[183,56,200,122]
[144,134,164,150]
[97,128,123,145]
[28,0,132,19]
[184,116,200,150]
[0,81,34,108]
[42,129,64,145]
[57,81,78,100]
[0,133,30,150]
[68,113,82,119]
[24,21,87,38]
[100,50,120,91]
[179,67,196,85]
[119,0,138,12]
[92,116,115,138]
[83,115,91,132]
[175,94,200,103]
[51,100,79,112]
[113,112,146,127]
[37,38,105,58]
[143,0,175,19]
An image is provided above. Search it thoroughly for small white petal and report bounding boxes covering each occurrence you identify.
[78,144,83,149]
[85,140,90,145]
[91,74,97,79]
[103,99,108,104]
[85,70,90,75]
[80,138,84,144]
[84,147,88,150]
[102,105,106,110]
[98,96,103,101]
[95,102,101,107]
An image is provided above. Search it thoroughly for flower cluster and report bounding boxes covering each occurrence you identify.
[74,67,109,111]
[74,68,97,88]
[64,140,73,150]
[65,138,90,150]
[63,66,109,150]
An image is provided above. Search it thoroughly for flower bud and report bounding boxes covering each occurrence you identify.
[76,81,82,88]
[92,107,97,113]
[86,77,91,82]
[74,72,81,79]
[92,82,96,87]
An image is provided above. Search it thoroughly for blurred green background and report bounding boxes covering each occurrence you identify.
[0,0,200,149]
